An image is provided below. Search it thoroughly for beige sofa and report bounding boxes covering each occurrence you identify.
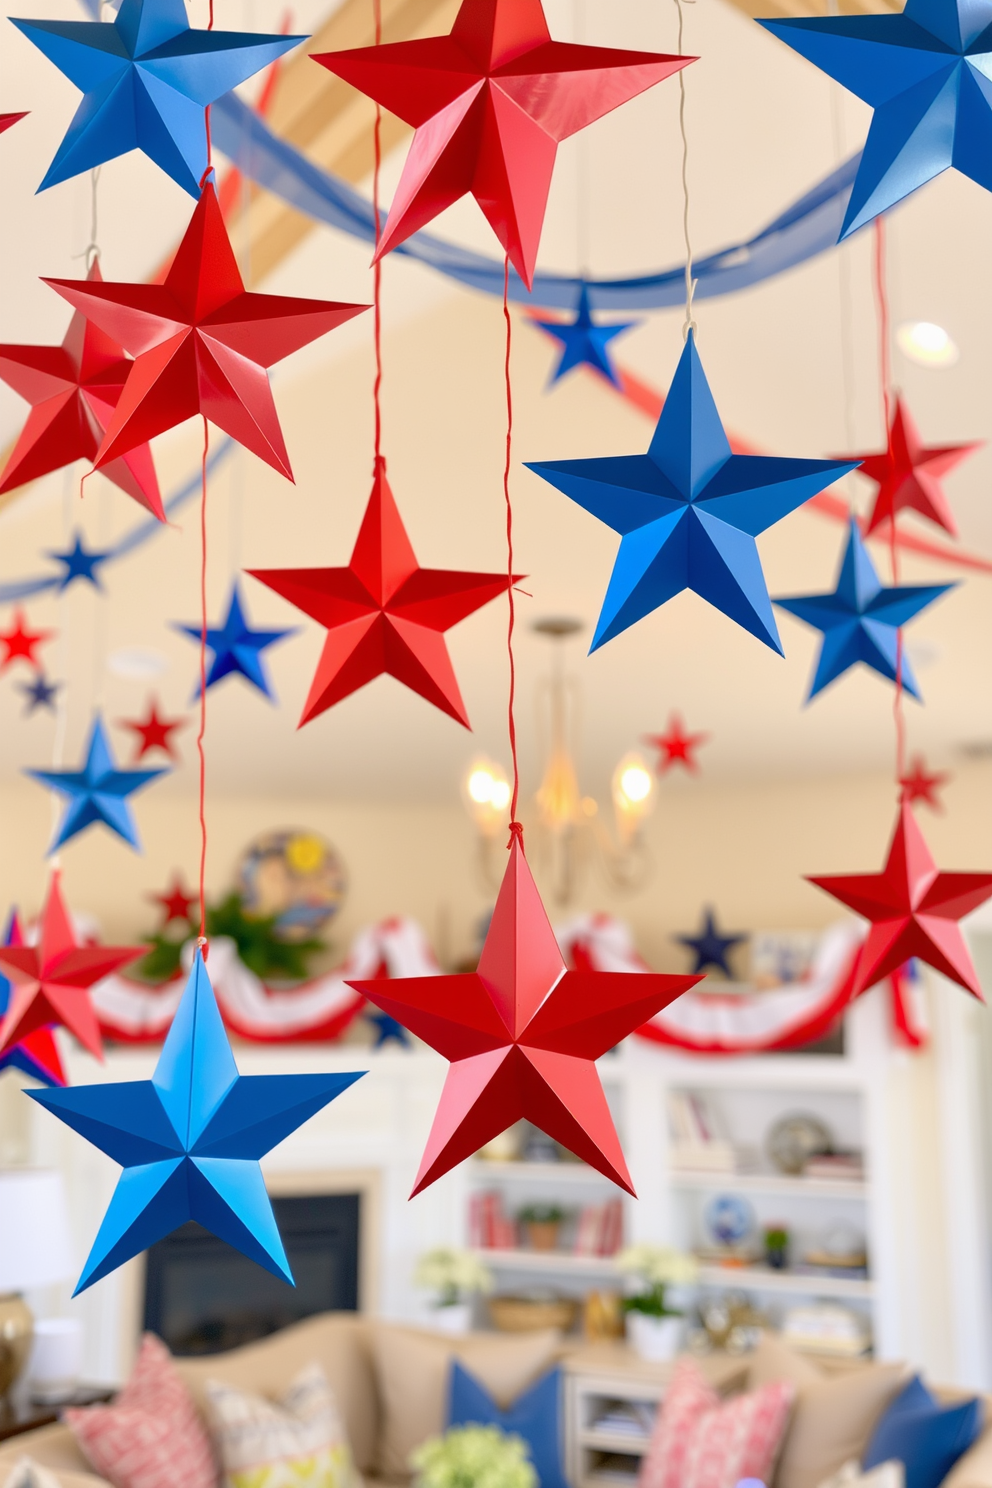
[0,1314,989,1488]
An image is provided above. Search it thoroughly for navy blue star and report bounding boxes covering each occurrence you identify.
[368,1008,411,1048]
[13,0,304,197]
[676,908,747,978]
[47,532,111,591]
[774,520,953,701]
[27,712,166,851]
[526,331,857,654]
[176,581,296,700]
[18,673,61,715]
[533,286,637,389]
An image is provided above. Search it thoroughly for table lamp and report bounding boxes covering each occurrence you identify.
[0,1171,73,1408]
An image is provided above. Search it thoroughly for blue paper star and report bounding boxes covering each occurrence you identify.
[47,532,110,591]
[368,1008,411,1048]
[28,950,365,1293]
[27,712,166,851]
[761,0,992,238]
[176,582,295,700]
[774,519,953,700]
[533,286,637,389]
[13,0,304,196]
[18,673,61,715]
[526,332,857,654]
[676,907,747,978]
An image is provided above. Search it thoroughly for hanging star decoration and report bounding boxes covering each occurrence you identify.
[527,331,856,653]
[533,287,637,389]
[314,0,693,289]
[0,610,54,672]
[176,582,295,701]
[0,911,67,1089]
[845,397,979,537]
[149,874,195,926]
[249,463,518,728]
[0,261,163,518]
[367,1008,412,1048]
[808,800,992,998]
[0,872,143,1061]
[760,0,992,239]
[900,754,950,811]
[18,673,61,716]
[44,182,369,478]
[119,696,187,761]
[643,713,709,774]
[27,712,167,852]
[47,532,111,591]
[676,907,748,978]
[13,0,304,196]
[348,836,700,1193]
[774,518,952,701]
[27,950,365,1293]
[0,112,28,135]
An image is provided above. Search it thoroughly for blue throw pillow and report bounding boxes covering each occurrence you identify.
[447,1361,568,1488]
[863,1374,983,1488]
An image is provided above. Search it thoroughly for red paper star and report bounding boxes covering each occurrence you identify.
[808,800,992,999]
[44,182,369,479]
[119,696,187,761]
[0,260,164,518]
[852,397,980,537]
[348,837,700,1193]
[0,871,143,1060]
[643,713,709,774]
[0,609,54,672]
[250,462,519,728]
[900,754,950,811]
[148,874,195,926]
[0,112,27,135]
[315,0,693,288]
[0,911,67,1088]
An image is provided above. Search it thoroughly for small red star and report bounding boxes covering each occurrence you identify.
[643,714,709,774]
[900,755,950,812]
[119,696,187,761]
[149,875,195,926]
[850,397,980,537]
[0,609,54,672]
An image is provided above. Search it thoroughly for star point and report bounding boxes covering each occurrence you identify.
[27,713,167,852]
[176,582,295,700]
[643,713,709,774]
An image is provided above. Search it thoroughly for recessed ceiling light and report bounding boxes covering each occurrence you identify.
[107,647,168,680]
[896,320,959,367]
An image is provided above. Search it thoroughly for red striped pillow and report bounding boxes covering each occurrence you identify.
[65,1333,216,1488]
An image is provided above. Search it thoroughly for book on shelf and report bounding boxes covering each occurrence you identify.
[470,1191,623,1257]
[574,1199,624,1257]
[469,1191,516,1250]
[803,1153,865,1181]
[667,1090,737,1173]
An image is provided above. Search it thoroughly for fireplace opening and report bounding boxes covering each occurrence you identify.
[143,1193,361,1355]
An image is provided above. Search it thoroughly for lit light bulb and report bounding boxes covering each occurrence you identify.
[620,764,652,804]
[896,321,958,368]
[611,751,654,842]
[468,768,496,805]
[464,758,511,837]
[490,779,511,811]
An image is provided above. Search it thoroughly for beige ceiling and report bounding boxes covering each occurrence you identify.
[0,0,989,815]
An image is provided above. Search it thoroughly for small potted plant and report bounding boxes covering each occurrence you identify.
[617,1243,699,1361]
[518,1204,565,1252]
[411,1425,537,1488]
[414,1248,494,1334]
[764,1225,789,1271]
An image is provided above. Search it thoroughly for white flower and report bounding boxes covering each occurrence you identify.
[616,1244,698,1287]
[414,1248,495,1302]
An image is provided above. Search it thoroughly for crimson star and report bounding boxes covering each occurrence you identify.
[643,713,709,774]
[250,463,518,728]
[808,800,992,999]
[148,874,195,926]
[0,609,54,672]
[847,397,980,537]
[119,696,187,761]
[348,837,700,1194]
[900,755,950,812]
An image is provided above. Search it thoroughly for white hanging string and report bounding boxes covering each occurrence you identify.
[674,0,696,340]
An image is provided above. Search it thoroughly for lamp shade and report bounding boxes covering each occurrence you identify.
[0,1170,72,1291]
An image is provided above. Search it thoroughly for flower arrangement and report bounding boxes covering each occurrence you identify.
[414,1248,494,1308]
[616,1243,699,1317]
[411,1426,537,1488]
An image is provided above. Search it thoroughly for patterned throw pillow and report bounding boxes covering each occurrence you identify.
[205,1361,353,1488]
[638,1358,794,1488]
[65,1333,216,1488]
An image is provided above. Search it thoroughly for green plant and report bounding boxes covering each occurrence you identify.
[413,1248,494,1307]
[518,1204,564,1225]
[764,1226,789,1250]
[411,1427,536,1488]
[134,892,327,984]
[616,1244,699,1318]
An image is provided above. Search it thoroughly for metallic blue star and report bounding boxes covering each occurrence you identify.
[47,532,111,591]
[676,907,747,978]
[27,712,166,852]
[13,0,305,196]
[28,950,365,1293]
[18,672,61,715]
[761,0,992,239]
[533,286,637,389]
[176,582,296,700]
[368,1008,411,1048]
[774,519,953,701]
[526,331,857,654]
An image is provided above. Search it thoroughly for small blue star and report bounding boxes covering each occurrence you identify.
[368,1008,411,1048]
[47,532,111,591]
[774,520,953,701]
[533,286,637,389]
[677,908,747,978]
[176,582,296,700]
[28,950,365,1293]
[27,712,166,852]
[13,0,304,197]
[18,672,61,715]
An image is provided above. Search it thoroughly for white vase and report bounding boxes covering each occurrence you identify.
[429,1303,473,1335]
[626,1312,684,1361]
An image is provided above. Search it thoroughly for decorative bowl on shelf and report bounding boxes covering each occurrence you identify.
[766,1113,833,1175]
[488,1295,579,1333]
